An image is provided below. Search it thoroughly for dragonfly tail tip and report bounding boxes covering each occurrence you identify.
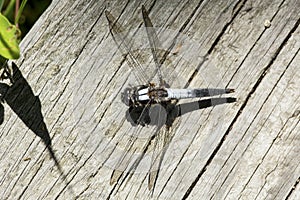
[227,97,237,103]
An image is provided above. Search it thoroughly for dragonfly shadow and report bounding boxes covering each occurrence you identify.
[0,62,71,192]
[125,97,237,129]
[117,97,236,192]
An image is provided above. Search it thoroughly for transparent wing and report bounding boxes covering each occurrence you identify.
[110,101,154,186]
[110,125,147,186]
[141,5,164,86]
[114,105,177,192]
[106,6,181,191]
[110,126,159,189]
[142,6,176,190]
[148,128,172,191]
[110,102,174,191]
[105,10,151,84]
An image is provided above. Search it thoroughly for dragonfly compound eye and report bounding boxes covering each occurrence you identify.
[121,87,134,106]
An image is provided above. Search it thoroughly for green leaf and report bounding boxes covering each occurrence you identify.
[0,13,21,59]
[15,0,28,25]
[0,0,4,11]
[3,0,15,17]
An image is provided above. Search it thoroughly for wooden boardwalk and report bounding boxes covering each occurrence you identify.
[0,0,299,199]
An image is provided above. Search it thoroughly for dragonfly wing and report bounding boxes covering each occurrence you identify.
[110,170,122,185]
[110,124,146,186]
[110,102,153,186]
[141,5,165,86]
[146,103,173,191]
[105,10,150,84]
[148,126,173,191]
[110,133,134,185]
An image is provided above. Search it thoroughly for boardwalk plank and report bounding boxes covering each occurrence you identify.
[0,0,299,199]
[187,0,300,199]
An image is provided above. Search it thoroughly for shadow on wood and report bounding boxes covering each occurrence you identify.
[112,97,237,194]
[126,97,237,128]
[0,62,73,194]
[1,62,51,145]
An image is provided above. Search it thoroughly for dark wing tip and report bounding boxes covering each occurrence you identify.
[141,5,146,11]
[141,5,148,18]
[148,170,159,191]
[104,10,109,18]
[110,170,123,185]
[104,10,114,23]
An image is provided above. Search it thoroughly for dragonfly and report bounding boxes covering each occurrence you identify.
[105,5,236,192]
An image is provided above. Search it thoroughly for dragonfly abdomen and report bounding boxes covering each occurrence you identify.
[128,87,235,105]
[166,88,196,99]
[166,88,234,99]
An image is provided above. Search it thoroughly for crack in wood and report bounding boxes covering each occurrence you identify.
[286,176,300,199]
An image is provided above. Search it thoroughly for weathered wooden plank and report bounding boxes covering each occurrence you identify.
[187,0,300,199]
[0,0,299,199]
[0,1,111,199]
[189,35,300,199]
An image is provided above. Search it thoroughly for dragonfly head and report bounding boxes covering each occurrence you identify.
[122,85,149,106]
[121,87,135,106]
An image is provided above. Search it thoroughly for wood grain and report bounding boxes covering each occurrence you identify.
[0,0,299,199]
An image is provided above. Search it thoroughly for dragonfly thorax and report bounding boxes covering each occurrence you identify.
[121,85,169,107]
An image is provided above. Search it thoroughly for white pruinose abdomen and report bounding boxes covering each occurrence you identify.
[166,88,195,99]
[166,88,231,99]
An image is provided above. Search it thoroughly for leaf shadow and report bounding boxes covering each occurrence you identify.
[0,62,73,194]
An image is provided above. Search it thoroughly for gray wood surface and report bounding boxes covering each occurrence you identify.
[0,0,299,199]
